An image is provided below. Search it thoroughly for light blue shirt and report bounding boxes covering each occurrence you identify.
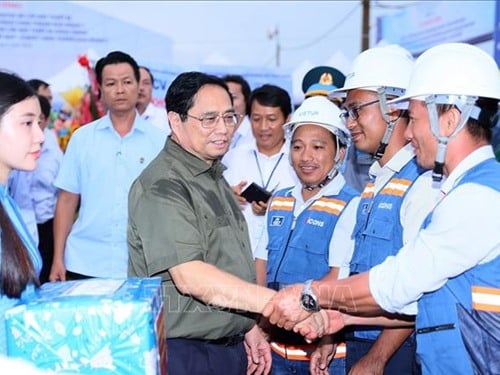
[32,128,63,224]
[7,170,38,245]
[0,183,41,354]
[54,113,166,278]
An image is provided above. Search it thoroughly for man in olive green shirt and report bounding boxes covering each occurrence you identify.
[128,72,275,375]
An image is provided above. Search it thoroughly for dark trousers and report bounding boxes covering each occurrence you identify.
[37,218,54,284]
[166,337,247,375]
[346,338,421,375]
[65,270,93,280]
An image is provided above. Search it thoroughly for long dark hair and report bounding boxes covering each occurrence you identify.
[0,71,40,297]
[0,203,40,297]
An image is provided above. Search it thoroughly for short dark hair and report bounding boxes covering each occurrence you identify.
[222,74,251,114]
[165,71,231,120]
[436,98,498,143]
[37,94,51,119]
[139,66,154,85]
[27,79,50,92]
[95,51,140,85]
[249,84,292,118]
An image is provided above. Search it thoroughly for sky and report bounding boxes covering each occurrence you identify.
[69,1,497,73]
[73,1,368,71]
[9,1,492,104]
[70,0,496,103]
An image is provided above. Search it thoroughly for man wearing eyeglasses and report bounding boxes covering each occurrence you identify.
[323,45,441,374]
[127,71,276,375]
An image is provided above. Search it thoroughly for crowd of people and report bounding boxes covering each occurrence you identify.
[0,41,498,375]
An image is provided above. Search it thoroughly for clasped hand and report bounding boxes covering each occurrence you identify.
[261,284,346,341]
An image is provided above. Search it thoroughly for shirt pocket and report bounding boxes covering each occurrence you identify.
[362,217,394,242]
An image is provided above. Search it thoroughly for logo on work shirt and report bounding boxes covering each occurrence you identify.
[271,216,284,227]
[378,202,393,210]
[306,217,324,228]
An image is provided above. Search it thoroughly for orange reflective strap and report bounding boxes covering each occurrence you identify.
[471,285,500,312]
[270,341,346,361]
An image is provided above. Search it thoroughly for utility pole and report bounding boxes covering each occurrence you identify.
[362,0,370,51]
[268,26,281,67]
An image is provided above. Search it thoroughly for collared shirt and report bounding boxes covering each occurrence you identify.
[255,173,359,279]
[230,116,254,150]
[342,145,372,192]
[31,128,63,224]
[368,143,441,244]
[0,183,40,354]
[223,141,299,255]
[55,113,166,277]
[370,146,500,315]
[128,138,256,340]
[328,144,440,278]
[141,103,171,135]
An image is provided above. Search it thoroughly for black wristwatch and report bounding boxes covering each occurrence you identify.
[300,279,320,312]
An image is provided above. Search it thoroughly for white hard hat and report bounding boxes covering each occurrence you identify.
[390,42,500,106]
[283,96,349,146]
[388,43,500,183]
[329,44,414,98]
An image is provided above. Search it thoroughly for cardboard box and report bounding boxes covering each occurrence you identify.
[5,278,166,374]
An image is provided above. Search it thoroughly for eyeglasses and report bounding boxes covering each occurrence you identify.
[186,112,239,129]
[340,99,380,121]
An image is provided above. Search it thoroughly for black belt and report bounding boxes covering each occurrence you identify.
[203,333,245,346]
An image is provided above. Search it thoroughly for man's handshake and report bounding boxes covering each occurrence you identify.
[261,283,347,342]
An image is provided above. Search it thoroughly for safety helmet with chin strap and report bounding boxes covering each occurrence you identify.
[389,42,500,181]
[329,44,414,159]
[283,96,350,190]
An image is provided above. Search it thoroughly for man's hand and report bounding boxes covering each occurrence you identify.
[294,310,346,342]
[244,325,271,375]
[232,181,248,206]
[348,354,384,375]
[309,335,336,375]
[251,200,268,216]
[49,259,66,282]
[261,284,311,330]
[293,309,330,342]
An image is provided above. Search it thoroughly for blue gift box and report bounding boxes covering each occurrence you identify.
[5,277,166,374]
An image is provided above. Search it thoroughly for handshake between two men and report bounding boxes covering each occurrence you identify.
[260,275,414,342]
[261,280,353,343]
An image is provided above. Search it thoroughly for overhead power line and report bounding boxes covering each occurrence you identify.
[282,2,362,51]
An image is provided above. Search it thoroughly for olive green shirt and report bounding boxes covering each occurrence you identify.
[128,138,256,339]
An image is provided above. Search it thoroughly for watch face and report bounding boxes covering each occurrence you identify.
[301,294,318,311]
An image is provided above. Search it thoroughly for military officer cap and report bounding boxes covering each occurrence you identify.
[302,66,346,98]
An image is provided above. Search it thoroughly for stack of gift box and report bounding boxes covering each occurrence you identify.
[5,277,166,374]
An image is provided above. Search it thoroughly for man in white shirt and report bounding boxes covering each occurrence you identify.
[223,84,298,256]
[137,66,170,135]
[222,74,255,150]
[327,44,437,375]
